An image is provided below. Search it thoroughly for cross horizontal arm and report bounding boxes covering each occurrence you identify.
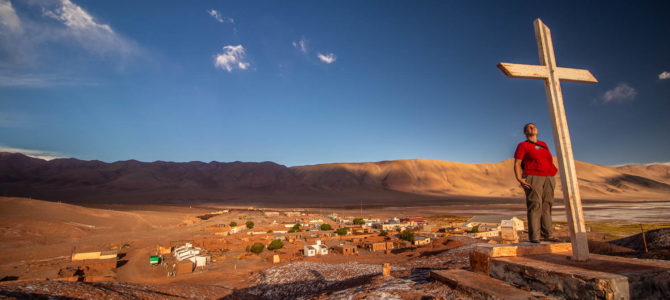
[497,63,597,83]
[497,63,548,80]
[556,67,598,83]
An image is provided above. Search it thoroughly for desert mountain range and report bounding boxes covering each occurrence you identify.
[1,152,668,206]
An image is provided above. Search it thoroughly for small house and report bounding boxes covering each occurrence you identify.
[413,236,431,246]
[303,240,328,256]
[332,244,358,255]
[175,260,194,274]
[195,255,207,268]
[464,216,524,231]
[304,245,317,257]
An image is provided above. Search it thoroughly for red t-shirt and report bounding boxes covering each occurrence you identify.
[514,140,558,176]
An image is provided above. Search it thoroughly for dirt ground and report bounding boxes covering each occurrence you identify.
[1,196,668,299]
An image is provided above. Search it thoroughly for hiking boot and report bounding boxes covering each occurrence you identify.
[542,237,561,242]
[529,239,541,244]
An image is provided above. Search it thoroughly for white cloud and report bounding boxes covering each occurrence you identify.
[0,0,21,32]
[0,0,140,88]
[317,52,336,64]
[0,145,64,161]
[207,9,233,23]
[214,45,250,72]
[43,0,111,33]
[659,71,670,80]
[208,9,223,23]
[292,37,308,54]
[602,83,636,104]
[41,0,137,56]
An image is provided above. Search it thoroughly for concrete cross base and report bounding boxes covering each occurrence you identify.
[469,242,573,274]
[431,243,670,299]
[490,253,670,300]
[430,269,545,300]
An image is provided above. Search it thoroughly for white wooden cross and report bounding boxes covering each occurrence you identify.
[498,18,597,261]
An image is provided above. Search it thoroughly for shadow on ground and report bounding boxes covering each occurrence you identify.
[220,272,378,299]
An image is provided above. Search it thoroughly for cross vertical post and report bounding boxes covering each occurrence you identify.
[498,19,597,261]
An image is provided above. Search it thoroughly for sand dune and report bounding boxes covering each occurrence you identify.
[293,158,670,200]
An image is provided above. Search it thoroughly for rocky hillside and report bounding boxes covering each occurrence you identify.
[1,152,668,205]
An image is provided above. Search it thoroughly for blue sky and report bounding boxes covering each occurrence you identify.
[1,0,669,166]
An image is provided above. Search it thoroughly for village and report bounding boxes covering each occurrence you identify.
[60,206,531,283]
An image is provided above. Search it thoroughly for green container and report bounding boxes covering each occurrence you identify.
[149,255,160,264]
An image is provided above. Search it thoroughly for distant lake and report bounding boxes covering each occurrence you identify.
[374,201,670,223]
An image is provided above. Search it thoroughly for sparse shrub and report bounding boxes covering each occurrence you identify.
[400,229,415,242]
[471,225,479,233]
[396,228,402,232]
[352,218,365,225]
[267,230,273,233]
[336,228,348,236]
[249,242,264,254]
[320,224,332,231]
[267,239,284,250]
[229,221,237,227]
[379,230,388,237]
[288,223,302,233]
[246,221,254,229]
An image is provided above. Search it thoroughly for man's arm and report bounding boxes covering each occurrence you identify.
[514,159,531,189]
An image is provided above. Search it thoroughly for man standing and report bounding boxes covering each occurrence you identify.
[514,123,559,243]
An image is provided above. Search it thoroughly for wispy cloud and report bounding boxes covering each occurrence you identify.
[43,0,111,33]
[0,112,29,127]
[0,145,64,161]
[0,0,22,32]
[214,45,250,72]
[613,161,670,167]
[292,37,308,54]
[207,9,233,23]
[602,83,636,104]
[41,0,137,56]
[317,52,336,64]
[0,74,49,87]
[659,71,670,80]
[0,0,141,87]
[0,73,94,87]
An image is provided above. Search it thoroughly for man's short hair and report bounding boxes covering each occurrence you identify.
[523,123,535,134]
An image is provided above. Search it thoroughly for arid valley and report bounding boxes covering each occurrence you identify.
[1,153,669,299]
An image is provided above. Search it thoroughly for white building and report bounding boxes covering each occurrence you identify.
[303,240,328,256]
[467,230,501,238]
[374,221,407,231]
[174,243,201,261]
[194,255,207,268]
[304,245,317,257]
[464,216,524,231]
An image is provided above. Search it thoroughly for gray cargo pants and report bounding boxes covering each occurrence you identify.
[524,175,555,241]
